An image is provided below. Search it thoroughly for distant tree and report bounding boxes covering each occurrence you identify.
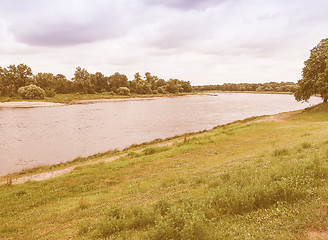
[73,67,94,93]
[136,81,146,94]
[0,66,4,95]
[90,72,109,93]
[109,72,128,93]
[54,74,72,94]
[166,79,182,93]
[34,73,56,90]
[145,72,158,90]
[180,80,193,92]
[155,78,167,89]
[5,64,33,94]
[295,38,328,102]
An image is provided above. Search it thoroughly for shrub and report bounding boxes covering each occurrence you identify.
[45,88,56,97]
[117,87,130,96]
[18,84,45,100]
[157,86,167,94]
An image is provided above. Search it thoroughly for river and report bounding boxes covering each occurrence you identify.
[0,93,321,176]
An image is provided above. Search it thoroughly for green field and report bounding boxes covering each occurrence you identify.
[1,104,328,239]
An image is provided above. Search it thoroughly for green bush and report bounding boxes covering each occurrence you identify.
[45,88,56,97]
[18,84,45,100]
[117,87,130,96]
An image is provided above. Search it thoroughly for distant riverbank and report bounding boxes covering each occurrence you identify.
[0,91,295,108]
[0,101,65,108]
[0,95,197,108]
[0,92,196,105]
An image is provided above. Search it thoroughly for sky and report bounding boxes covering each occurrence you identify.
[0,0,328,85]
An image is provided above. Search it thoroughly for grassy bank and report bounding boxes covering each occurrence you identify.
[0,92,195,104]
[1,104,328,239]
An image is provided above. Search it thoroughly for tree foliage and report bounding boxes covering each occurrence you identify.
[194,82,297,93]
[0,64,193,98]
[295,38,328,102]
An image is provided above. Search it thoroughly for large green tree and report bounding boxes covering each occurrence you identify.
[73,67,94,93]
[1,64,34,94]
[109,72,128,93]
[295,38,328,102]
[34,72,56,90]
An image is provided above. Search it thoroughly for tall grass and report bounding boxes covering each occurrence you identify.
[88,145,328,239]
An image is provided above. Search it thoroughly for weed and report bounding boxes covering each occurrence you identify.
[78,220,90,235]
[6,178,12,187]
[78,198,90,210]
[273,148,290,157]
[301,141,312,149]
[301,133,312,137]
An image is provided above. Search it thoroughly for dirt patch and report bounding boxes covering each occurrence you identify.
[254,110,301,123]
[1,155,124,185]
[308,231,328,240]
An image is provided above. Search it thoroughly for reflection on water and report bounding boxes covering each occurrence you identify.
[0,93,321,176]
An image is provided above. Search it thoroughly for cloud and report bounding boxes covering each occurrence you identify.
[142,0,229,10]
[0,0,144,46]
[0,0,328,85]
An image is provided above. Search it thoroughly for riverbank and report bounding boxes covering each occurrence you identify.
[0,91,293,108]
[0,94,198,108]
[0,98,155,108]
[0,92,196,106]
[0,101,65,108]
[1,103,328,239]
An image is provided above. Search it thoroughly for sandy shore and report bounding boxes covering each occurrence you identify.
[71,97,156,104]
[0,97,161,108]
[0,101,65,108]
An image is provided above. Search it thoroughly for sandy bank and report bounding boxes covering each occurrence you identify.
[0,101,65,108]
[71,97,156,104]
[0,97,159,108]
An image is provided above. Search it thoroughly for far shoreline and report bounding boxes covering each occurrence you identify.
[0,91,296,108]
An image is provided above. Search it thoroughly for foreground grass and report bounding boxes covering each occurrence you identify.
[1,104,328,239]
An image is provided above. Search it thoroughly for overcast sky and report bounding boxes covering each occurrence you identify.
[0,0,327,85]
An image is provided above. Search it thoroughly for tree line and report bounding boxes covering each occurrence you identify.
[0,65,193,97]
[194,82,298,93]
[2,35,327,102]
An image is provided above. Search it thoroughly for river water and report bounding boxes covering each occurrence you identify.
[0,93,321,176]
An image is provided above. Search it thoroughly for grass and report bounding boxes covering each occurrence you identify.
[1,103,328,239]
[0,92,196,104]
